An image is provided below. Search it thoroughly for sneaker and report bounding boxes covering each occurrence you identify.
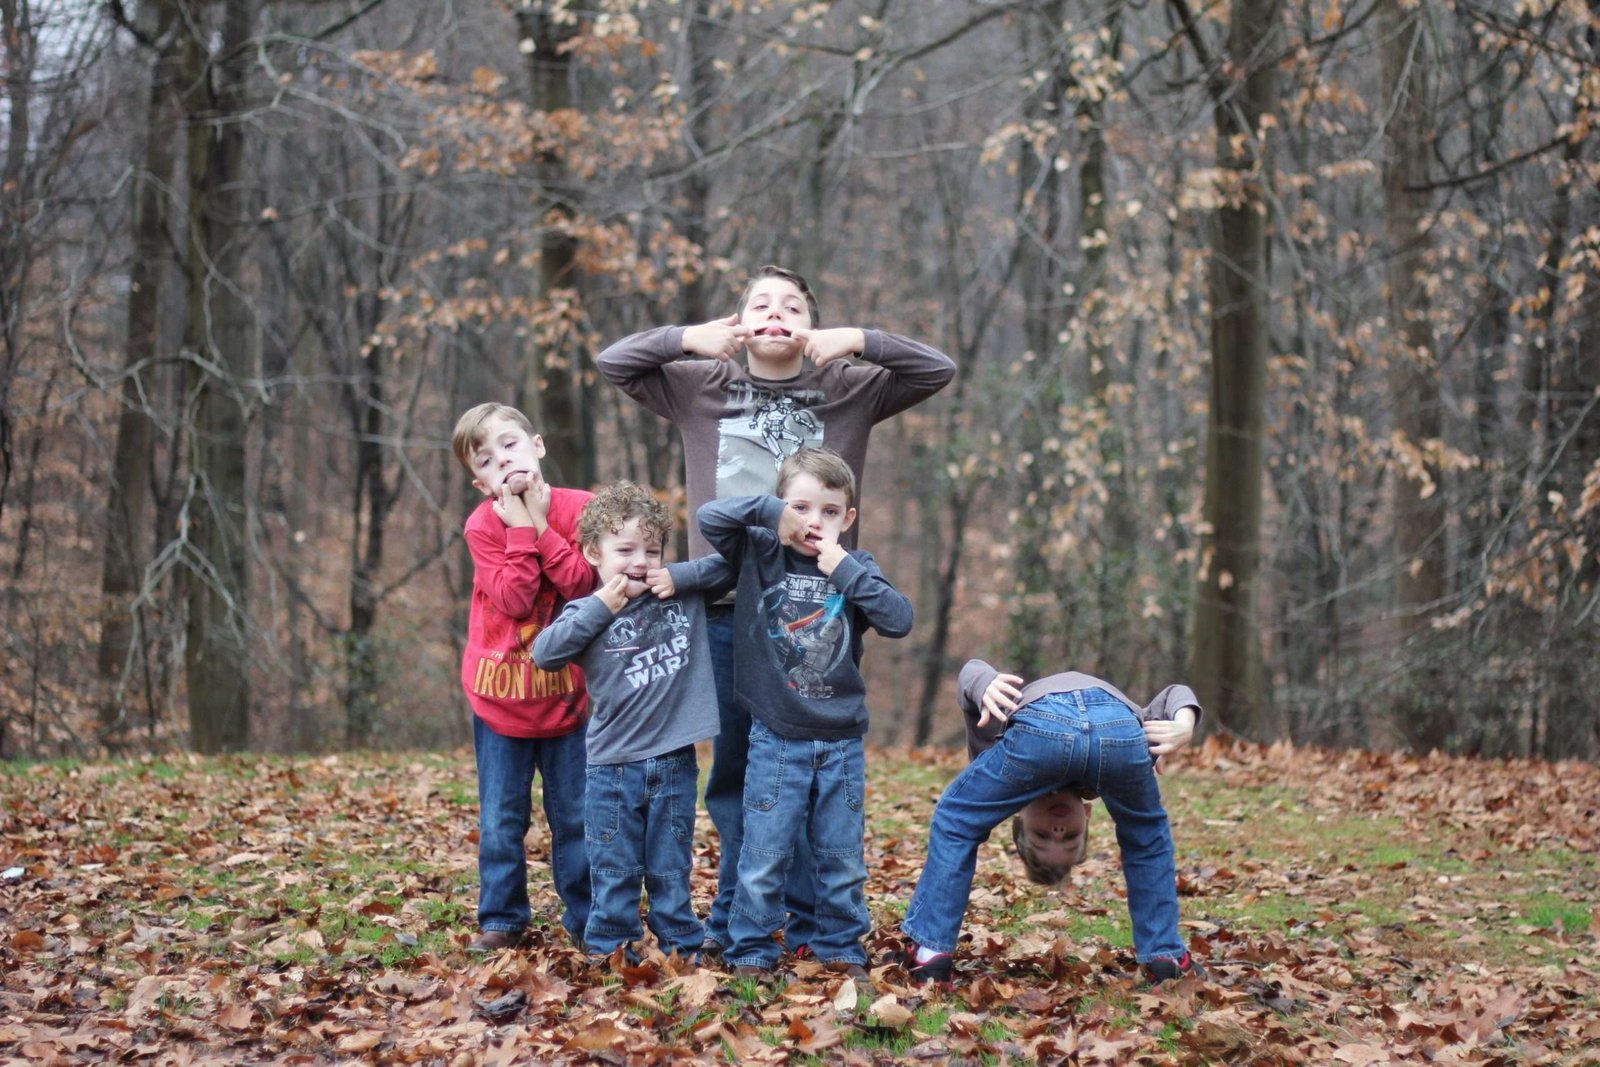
[889,947,953,989]
[466,929,527,954]
[1144,952,1207,984]
[587,944,643,970]
[790,944,814,962]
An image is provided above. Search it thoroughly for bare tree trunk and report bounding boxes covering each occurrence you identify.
[344,326,389,748]
[1539,1,1600,760]
[1180,0,1278,736]
[99,5,182,744]
[287,337,315,750]
[1076,7,1136,681]
[0,0,34,522]
[1380,0,1450,751]
[912,109,1023,742]
[342,207,407,747]
[1007,1,1068,680]
[182,0,257,754]
[517,1,589,488]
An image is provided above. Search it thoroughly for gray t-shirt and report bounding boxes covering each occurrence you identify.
[532,557,731,765]
[596,326,956,560]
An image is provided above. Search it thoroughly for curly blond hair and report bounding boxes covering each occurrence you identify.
[577,481,671,551]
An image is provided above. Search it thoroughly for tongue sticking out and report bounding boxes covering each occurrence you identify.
[756,326,792,338]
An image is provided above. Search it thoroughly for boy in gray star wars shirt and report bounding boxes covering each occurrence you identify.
[533,483,732,960]
[697,447,913,976]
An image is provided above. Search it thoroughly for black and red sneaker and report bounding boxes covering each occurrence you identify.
[888,946,953,989]
[1144,952,1207,985]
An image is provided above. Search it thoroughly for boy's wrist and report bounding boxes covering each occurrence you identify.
[678,323,700,354]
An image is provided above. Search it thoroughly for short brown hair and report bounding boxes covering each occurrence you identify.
[577,481,671,552]
[452,403,535,473]
[737,264,820,328]
[776,447,855,511]
[1011,813,1091,886]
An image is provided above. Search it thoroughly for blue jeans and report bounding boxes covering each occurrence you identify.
[727,721,868,969]
[901,688,1186,963]
[703,608,818,949]
[473,716,590,942]
[584,746,704,956]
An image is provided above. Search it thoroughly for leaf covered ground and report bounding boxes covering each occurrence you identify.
[2,738,1598,1065]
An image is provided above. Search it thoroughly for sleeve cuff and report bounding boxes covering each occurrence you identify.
[858,328,884,362]
[504,525,541,550]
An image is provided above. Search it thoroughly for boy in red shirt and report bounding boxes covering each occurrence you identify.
[452,403,595,952]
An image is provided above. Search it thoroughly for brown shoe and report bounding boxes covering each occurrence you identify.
[827,961,869,981]
[467,929,526,954]
[733,964,774,981]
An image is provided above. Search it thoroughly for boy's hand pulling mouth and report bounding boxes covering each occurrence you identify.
[645,566,676,599]
[683,314,753,360]
[596,572,632,613]
[796,327,865,368]
[778,505,808,549]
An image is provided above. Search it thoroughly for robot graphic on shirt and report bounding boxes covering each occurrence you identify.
[762,581,850,700]
[715,382,826,498]
[749,394,821,464]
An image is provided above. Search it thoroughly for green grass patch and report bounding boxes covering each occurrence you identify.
[1520,898,1591,936]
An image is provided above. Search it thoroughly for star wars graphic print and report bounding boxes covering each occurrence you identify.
[761,571,851,700]
[603,599,694,691]
[715,380,825,498]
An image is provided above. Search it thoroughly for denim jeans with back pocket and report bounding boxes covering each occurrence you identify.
[902,688,1186,963]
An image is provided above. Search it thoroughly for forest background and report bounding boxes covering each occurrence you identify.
[1,0,1597,762]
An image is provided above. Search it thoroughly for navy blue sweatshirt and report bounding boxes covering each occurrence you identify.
[697,495,913,740]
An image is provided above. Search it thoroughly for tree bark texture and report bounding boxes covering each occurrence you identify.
[1380,0,1450,752]
[99,7,183,740]
[182,0,258,754]
[517,1,590,488]
[0,0,34,522]
[1188,0,1279,737]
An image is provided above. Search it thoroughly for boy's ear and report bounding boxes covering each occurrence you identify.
[841,506,858,532]
[581,542,602,567]
[531,434,546,458]
[471,478,491,497]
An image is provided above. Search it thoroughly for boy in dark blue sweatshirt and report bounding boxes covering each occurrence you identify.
[697,447,912,978]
